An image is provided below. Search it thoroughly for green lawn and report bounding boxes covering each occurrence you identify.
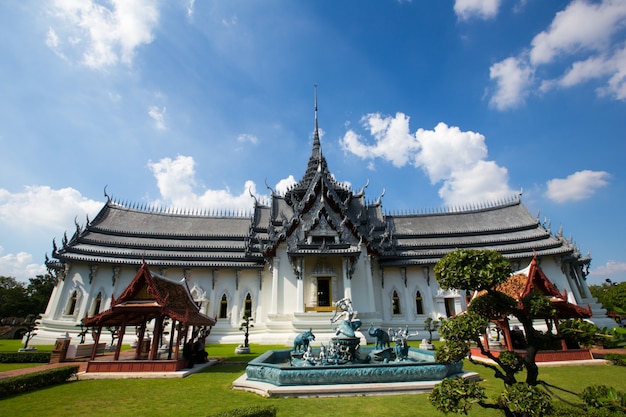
[1,342,625,417]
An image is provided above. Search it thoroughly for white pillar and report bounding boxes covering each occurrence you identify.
[364,254,375,313]
[342,257,352,300]
[296,258,304,313]
[270,258,279,314]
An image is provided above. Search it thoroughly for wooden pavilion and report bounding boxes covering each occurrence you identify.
[83,262,216,372]
[474,255,592,358]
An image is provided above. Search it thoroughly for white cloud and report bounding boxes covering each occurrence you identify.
[47,0,160,69]
[588,260,626,284]
[340,113,418,167]
[148,106,167,130]
[147,155,292,213]
[340,113,514,205]
[545,170,610,203]
[529,0,626,66]
[187,0,196,18]
[275,175,297,195]
[0,186,103,282]
[454,0,501,21]
[488,0,626,109]
[0,251,47,282]
[0,186,102,231]
[237,133,259,145]
[489,56,534,110]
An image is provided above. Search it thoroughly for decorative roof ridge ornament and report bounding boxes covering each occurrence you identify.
[313,83,321,159]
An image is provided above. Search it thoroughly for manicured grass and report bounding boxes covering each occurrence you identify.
[1,343,625,417]
[0,363,43,372]
[0,339,54,352]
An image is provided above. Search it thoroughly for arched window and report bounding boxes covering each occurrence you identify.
[415,290,424,315]
[67,290,78,315]
[392,290,401,315]
[243,293,252,319]
[219,294,228,319]
[92,292,102,315]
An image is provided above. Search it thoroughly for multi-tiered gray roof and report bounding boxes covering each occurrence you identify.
[48,108,585,272]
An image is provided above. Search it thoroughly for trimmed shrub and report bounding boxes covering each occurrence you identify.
[549,402,626,417]
[605,353,626,366]
[0,365,78,399]
[208,405,277,417]
[0,352,51,363]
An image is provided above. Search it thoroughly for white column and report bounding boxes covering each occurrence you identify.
[270,258,279,314]
[364,255,375,313]
[342,257,352,300]
[296,258,304,313]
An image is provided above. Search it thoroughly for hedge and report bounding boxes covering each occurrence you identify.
[0,365,78,399]
[208,406,277,417]
[604,353,626,367]
[0,352,51,363]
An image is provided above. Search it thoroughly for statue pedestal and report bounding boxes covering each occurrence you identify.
[419,339,435,350]
[235,345,250,354]
[331,336,361,362]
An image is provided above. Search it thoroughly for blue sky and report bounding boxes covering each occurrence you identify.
[0,0,624,286]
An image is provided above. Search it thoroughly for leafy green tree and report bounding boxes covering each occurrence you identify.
[0,276,30,318]
[429,249,561,416]
[589,281,626,317]
[0,274,55,319]
[25,274,56,315]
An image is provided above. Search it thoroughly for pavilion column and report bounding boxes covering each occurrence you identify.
[114,321,126,361]
[90,326,102,360]
[135,322,146,360]
[167,320,176,360]
[502,321,513,352]
[149,316,163,360]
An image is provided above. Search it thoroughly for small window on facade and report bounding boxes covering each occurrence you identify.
[243,293,252,319]
[67,290,78,315]
[392,290,401,315]
[219,294,228,319]
[415,290,424,315]
[444,297,456,318]
[92,292,102,315]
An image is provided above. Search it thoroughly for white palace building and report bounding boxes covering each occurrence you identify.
[33,105,613,346]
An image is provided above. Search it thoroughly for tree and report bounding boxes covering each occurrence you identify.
[429,249,559,416]
[589,281,626,319]
[0,274,55,319]
[0,276,30,318]
[25,274,56,316]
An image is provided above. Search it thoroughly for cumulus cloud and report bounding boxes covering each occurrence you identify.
[545,170,610,203]
[0,251,47,282]
[588,260,626,284]
[489,56,534,110]
[46,0,160,69]
[340,113,514,205]
[147,155,291,212]
[0,186,103,282]
[488,0,626,109]
[454,0,501,21]
[530,1,626,66]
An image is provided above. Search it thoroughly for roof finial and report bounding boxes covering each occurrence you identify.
[313,84,321,158]
[314,83,318,132]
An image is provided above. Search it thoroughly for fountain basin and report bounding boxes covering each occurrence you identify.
[245,347,463,386]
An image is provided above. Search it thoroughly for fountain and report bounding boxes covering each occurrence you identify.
[233,298,476,397]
